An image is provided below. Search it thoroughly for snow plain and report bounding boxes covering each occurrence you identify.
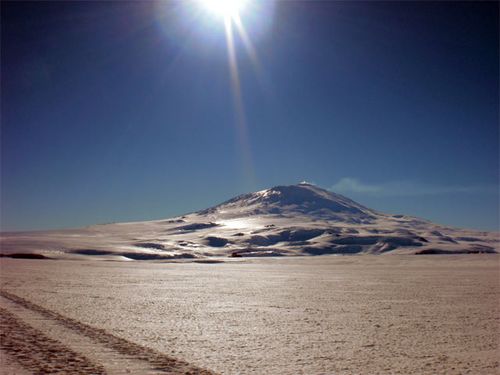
[1,183,498,374]
[1,255,498,374]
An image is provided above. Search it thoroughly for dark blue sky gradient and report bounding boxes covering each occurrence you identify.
[1,1,498,231]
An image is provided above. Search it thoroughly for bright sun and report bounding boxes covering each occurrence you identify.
[199,0,248,19]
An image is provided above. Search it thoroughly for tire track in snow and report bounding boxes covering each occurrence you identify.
[0,307,106,374]
[0,290,216,374]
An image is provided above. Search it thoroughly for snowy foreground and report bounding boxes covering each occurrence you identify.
[0,256,498,374]
[1,183,497,260]
[1,184,498,374]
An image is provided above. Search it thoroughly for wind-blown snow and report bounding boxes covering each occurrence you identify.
[1,183,497,259]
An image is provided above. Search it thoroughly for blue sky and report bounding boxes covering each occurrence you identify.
[1,1,498,231]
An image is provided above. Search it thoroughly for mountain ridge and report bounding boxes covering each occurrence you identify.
[199,183,376,219]
[0,183,497,260]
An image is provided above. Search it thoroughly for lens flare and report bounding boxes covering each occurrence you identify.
[192,0,273,187]
[223,17,256,185]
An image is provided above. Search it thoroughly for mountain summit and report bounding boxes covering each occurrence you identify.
[0,184,497,260]
[199,183,375,220]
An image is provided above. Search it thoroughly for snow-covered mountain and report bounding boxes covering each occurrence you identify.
[1,183,497,260]
[199,183,376,220]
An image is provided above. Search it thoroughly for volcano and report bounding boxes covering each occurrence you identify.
[199,183,375,219]
[1,183,497,260]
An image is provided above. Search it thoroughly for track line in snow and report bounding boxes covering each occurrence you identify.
[0,290,216,375]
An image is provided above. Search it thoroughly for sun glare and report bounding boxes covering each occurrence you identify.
[200,0,248,19]
[192,0,261,186]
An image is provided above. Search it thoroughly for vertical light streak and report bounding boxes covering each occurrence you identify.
[233,14,273,100]
[224,16,256,186]
[233,15,262,76]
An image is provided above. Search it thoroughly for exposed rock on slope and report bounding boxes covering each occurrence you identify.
[1,183,497,259]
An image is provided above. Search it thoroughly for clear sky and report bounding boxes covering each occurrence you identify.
[1,1,498,231]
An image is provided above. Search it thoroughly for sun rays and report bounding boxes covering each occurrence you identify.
[222,14,256,185]
[155,0,271,187]
[197,0,266,186]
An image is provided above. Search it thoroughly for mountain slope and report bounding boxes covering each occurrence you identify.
[199,183,376,220]
[1,183,498,260]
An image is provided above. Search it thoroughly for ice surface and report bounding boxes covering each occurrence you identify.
[1,256,498,374]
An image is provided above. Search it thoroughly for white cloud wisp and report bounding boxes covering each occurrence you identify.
[331,177,497,197]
